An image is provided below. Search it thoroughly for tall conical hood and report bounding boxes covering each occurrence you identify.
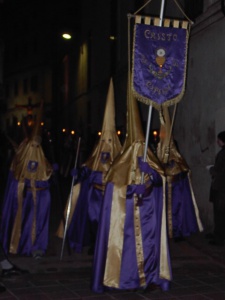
[84,78,122,173]
[10,99,52,181]
[123,89,145,149]
[157,106,189,173]
[106,82,164,186]
[101,78,116,132]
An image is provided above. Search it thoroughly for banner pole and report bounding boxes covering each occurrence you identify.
[141,0,166,184]
[60,136,81,260]
[159,0,166,26]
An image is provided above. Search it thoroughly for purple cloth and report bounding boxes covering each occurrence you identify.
[52,163,59,171]
[138,156,162,185]
[138,157,200,237]
[0,171,51,255]
[171,173,200,237]
[70,168,78,177]
[67,172,91,252]
[0,171,19,253]
[67,167,103,252]
[91,182,171,293]
[88,171,104,238]
[91,183,113,293]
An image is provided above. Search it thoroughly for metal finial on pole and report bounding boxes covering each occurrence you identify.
[60,136,81,260]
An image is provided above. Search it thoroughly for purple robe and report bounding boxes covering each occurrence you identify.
[91,181,172,293]
[170,172,203,238]
[0,171,51,256]
[67,167,103,252]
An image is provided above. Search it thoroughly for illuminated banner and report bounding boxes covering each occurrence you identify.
[132,22,189,109]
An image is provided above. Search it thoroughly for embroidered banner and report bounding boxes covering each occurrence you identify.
[132,22,189,109]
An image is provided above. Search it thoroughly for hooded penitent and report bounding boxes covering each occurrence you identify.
[91,85,172,293]
[56,78,122,252]
[157,106,203,238]
[0,100,53,255]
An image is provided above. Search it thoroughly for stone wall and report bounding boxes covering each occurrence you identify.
[174,0,225,229]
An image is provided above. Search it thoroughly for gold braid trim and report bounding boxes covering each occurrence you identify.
[31,179,37,245]
[134,194,146,286]
[166,177,173,238]
[10,180,25,254]
[159,176,172,280]
[104,185,127,288]
[132,89,185,110]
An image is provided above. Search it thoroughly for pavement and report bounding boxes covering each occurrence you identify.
[1,178,225,299]
[1,229,225,299]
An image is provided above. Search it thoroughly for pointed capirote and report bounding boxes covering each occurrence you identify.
[106,82,164,186]
[92,82,172,291]
[10,98,52,182]
[157,106,189,170]
[102,78,116,132]
[56,78,122,239]
[156,105,203,237]
[85,78,122,172]
[123,87,145,149]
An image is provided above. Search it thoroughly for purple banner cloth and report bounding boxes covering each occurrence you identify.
[132,24,188,107]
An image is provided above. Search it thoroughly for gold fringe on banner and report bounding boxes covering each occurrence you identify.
[135,15,142,24]
[182,21,189,29]
[134,15,191,31]
[144,16,151,25]
[173,20,179,28]
[154,17,160,26]
[166,178,173,238]
[164,19,170,27]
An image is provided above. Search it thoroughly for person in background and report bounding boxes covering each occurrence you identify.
[208,131,225,246]
[56,78,122,256]
[0,101,54,258]
[156,107,203,241]
[0,134,53,258]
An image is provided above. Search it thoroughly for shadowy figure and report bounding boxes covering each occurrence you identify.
[208,131,225,246]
